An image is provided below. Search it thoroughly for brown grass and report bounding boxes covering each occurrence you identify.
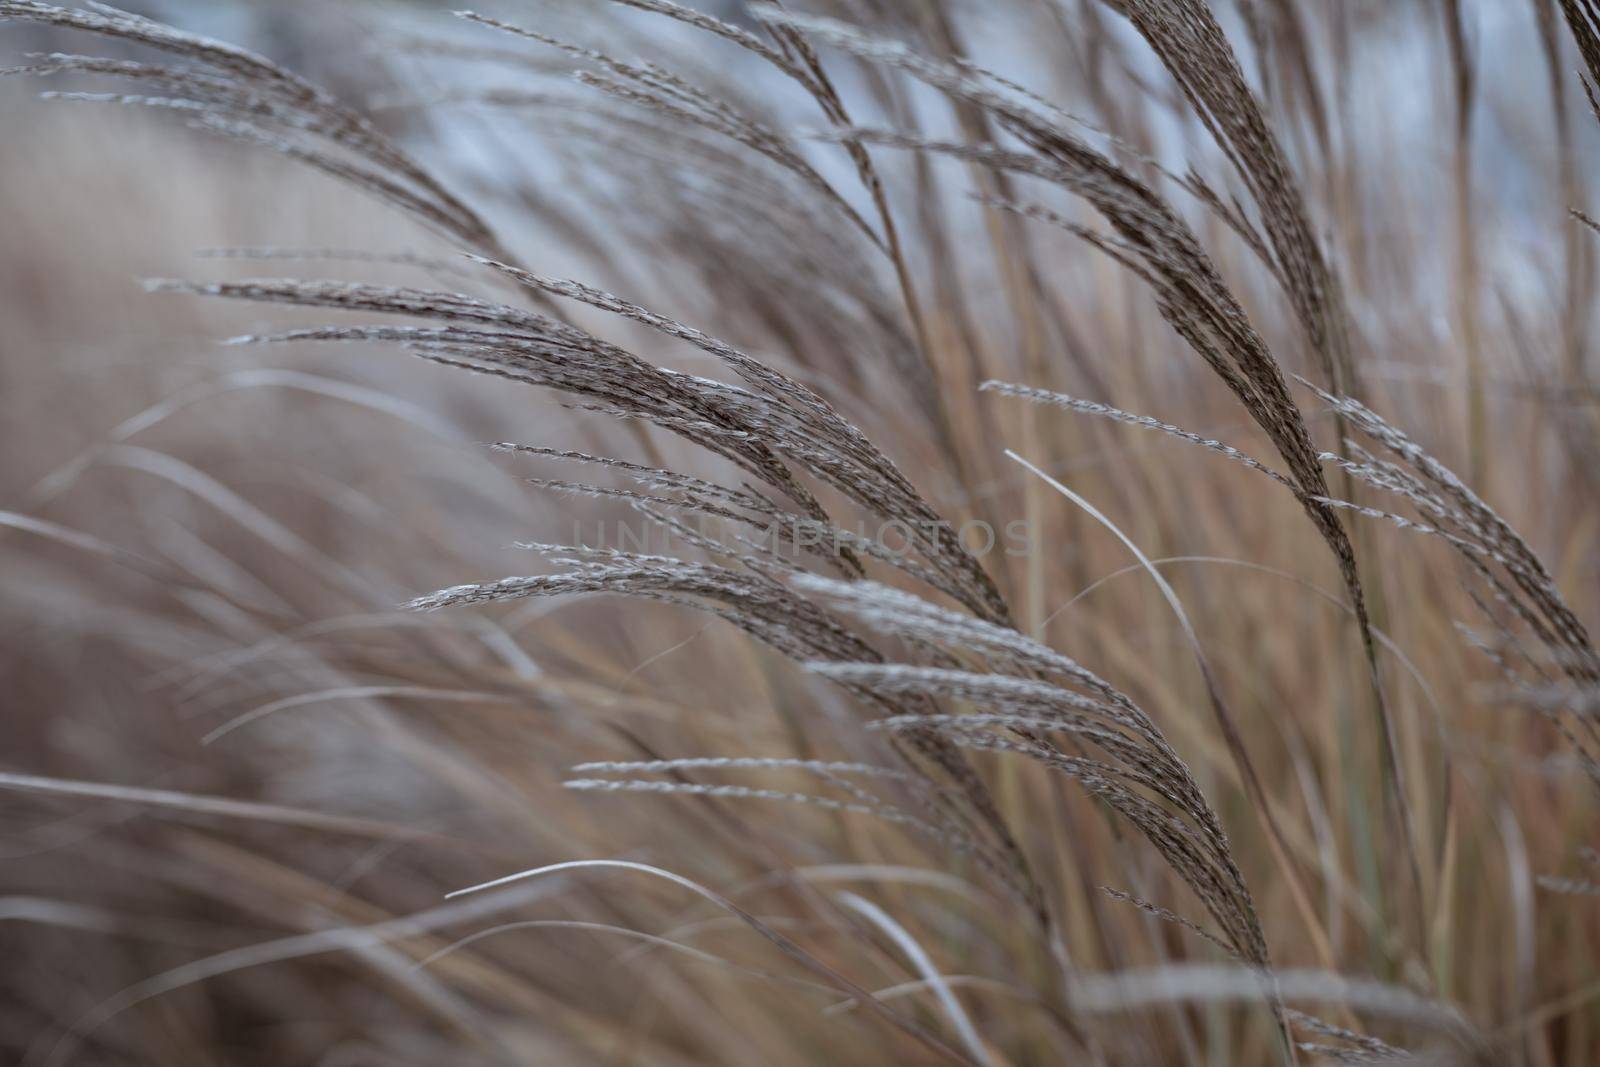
[1,1,1598,1064]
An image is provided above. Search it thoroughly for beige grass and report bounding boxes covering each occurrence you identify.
[1,1,1598,1064]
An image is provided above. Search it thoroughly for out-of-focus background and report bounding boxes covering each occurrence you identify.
[3,1,1599,1064]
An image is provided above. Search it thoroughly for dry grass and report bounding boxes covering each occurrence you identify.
[1,1,1598,1064]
